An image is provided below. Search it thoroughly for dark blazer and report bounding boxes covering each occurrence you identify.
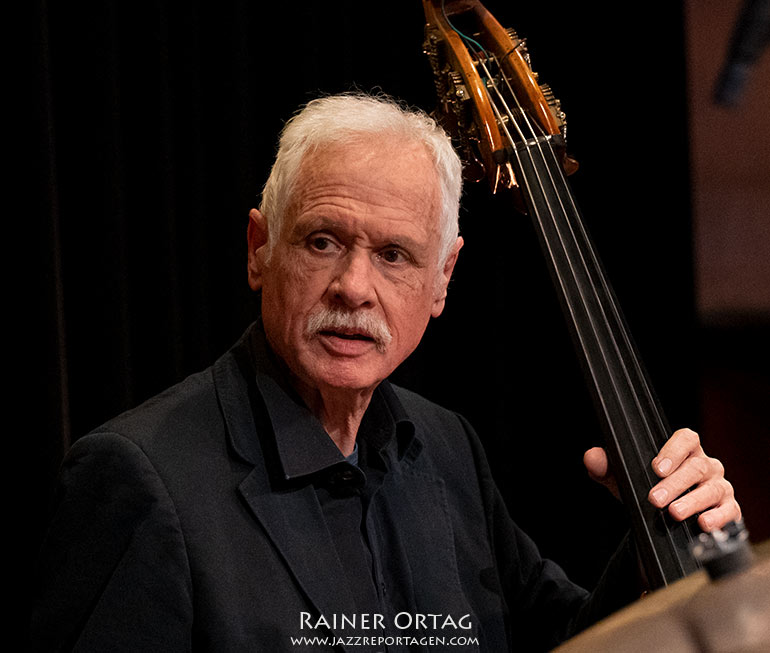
[32,325,637,652]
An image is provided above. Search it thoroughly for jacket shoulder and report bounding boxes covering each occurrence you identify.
[89,366,222,450]
[387,383,488,480]
[390,383,475,440]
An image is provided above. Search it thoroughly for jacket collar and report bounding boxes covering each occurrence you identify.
[214,320,420,478]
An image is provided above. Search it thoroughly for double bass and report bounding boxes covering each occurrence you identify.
[421,0,701,590]
[420,4,770,649]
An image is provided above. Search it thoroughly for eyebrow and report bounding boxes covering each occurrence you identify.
[290,215,429,255]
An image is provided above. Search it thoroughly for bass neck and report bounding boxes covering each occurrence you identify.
[508,134,700,587]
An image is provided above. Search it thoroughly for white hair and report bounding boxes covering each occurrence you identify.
[258,92,463,266]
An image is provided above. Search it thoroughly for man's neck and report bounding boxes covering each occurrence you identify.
[293,383,375,457]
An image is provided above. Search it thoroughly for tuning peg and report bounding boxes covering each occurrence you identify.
[506,28,530,66]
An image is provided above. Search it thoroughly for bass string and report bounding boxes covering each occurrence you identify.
[471,49,687,576]
[544,149,675,453]
[473,53,659,463]
[479,53,668,469]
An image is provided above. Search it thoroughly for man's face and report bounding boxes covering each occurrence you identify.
[248,137,461,397]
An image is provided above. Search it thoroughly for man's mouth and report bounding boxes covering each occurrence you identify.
[306,307,392,354]
[320,329,374,342]
[316,329,380,356]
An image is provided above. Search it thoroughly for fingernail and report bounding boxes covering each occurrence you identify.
[651,488,668,505]
[657,458,673,475]
[701,514,713,530]
[671,500,685,517]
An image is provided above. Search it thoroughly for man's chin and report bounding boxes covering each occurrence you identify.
[306,357,392,395]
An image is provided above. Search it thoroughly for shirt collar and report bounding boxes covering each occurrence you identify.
[246,321,418,481]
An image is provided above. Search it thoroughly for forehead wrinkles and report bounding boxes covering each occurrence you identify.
[296,175,423,215]
[287,139,441,230]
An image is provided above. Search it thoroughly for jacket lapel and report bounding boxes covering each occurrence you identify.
[238,469,360,634]
[212,330,359,648]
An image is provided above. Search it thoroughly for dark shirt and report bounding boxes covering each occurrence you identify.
[251,329,443,648]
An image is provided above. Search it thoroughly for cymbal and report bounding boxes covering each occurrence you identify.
[553,541,770,652]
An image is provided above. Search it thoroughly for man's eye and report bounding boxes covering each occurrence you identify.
[308,236,336,252]
[379,248,408,264]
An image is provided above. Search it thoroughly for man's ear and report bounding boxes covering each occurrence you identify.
[247,208,269,291]
[431,236,464,318]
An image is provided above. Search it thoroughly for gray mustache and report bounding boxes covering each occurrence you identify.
[306,307,392,353]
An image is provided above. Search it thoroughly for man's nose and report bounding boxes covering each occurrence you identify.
[329,250,377,309]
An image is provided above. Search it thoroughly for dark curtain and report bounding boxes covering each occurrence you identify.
[29,0,703,619]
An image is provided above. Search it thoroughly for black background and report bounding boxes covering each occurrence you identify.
[29,0,710,621]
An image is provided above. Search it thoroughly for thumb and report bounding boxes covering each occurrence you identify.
[583,446,619,500]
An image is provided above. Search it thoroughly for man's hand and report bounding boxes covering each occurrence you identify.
[583,428,741,532]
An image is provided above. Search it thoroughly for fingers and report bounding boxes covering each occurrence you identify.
[648,428,742,531]
[648,453,723,508]
[651,428,702,479]
[696,497,742,532]
[663,477,737,526]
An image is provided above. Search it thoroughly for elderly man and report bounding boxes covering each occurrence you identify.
[33,93,740,652]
